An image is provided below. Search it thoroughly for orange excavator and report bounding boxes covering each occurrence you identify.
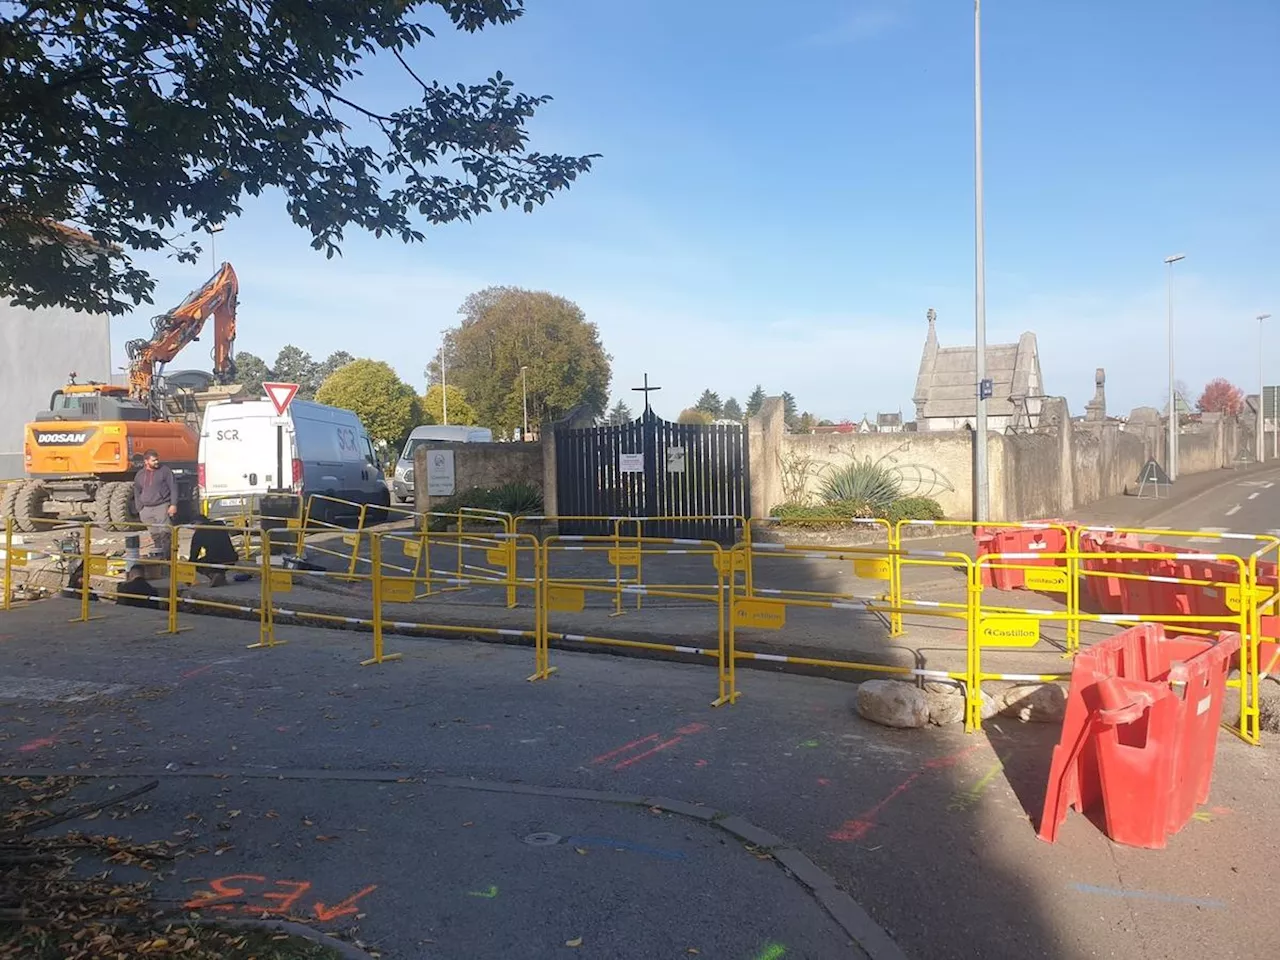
[1,263,240,532]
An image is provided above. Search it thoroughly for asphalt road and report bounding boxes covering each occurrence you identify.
[3,600,1279,960]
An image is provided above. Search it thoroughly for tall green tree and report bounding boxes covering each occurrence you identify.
[232,351,271,397]
[315,350,355,387]
[0,1,597,316]
[422,384,477,425]
[440,286,612,434]
[694,390,723,419]
[722,397,743,421]
[782,391,799,430]
[606,400,634,425]
[272,346,319,399]
[315,359,420,446]
[746,385,767,418]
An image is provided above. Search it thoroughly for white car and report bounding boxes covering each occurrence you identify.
[392,424,493,502]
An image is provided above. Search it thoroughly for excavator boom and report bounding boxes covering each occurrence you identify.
[125,262,238,411]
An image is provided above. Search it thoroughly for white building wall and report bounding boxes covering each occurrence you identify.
[0,302,112,478]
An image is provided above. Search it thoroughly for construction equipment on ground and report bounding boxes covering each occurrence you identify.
[1,263,243,532]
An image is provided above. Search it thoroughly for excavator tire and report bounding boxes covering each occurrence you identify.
[106,483,137,532]
[89,483,114,527]
[0,481,20,523]
[12,481,50,534]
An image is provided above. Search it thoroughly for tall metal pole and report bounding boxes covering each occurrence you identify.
[1261,314,1273,463]
[440,346,449,426]
[1164,254,1184,480]
[521,365,529,440]
[973,0,989,521]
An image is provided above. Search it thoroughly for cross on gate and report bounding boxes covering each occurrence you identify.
[630,373,661,414]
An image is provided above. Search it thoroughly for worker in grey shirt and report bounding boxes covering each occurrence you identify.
[133,449,178,559]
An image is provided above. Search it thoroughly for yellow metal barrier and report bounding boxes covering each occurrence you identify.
[728,540,974,714]
[540,535,733,705]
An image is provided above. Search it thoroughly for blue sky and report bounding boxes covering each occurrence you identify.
[116,0,1280,422]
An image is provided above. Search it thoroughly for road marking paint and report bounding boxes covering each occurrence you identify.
[1249,492,1261,500]
[1226,505,1242,517]
[1068,883,1224,909]
[830,744,983,841]
[467,886,499,898]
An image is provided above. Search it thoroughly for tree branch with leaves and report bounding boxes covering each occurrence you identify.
[0,0,598,315]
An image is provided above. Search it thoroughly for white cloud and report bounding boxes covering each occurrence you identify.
[805,2,906,47]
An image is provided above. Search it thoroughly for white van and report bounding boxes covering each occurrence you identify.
[199,398,389,525]
[392,424,493,502]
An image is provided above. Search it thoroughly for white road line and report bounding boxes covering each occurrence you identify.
[1249,492,1261,500]
[1267,482,1276,489]
[1190,526,1229,544]
[1226,505,1242,516]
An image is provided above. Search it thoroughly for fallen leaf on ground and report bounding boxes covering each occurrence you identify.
[315,835,339,842]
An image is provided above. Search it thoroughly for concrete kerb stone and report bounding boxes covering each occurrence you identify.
[219,918,377,960]
[6,767,905,960]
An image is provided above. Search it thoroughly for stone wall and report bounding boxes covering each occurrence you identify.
[755,395,1246,521]
[413,441,544,508]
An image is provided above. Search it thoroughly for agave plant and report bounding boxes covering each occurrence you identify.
[817,459,901,514]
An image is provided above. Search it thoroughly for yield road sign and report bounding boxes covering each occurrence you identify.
[263,382,300,417]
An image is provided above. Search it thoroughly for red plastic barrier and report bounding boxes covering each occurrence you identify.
[976,523,1070,590]
[1038,623,1239,848]
[1078,531,1138,614]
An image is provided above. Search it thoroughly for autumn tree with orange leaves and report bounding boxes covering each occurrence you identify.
[1196,378,1245,416]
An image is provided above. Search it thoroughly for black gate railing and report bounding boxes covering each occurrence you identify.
[554,409,750,543]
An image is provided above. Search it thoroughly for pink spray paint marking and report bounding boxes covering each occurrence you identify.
[828,744,984,842]
[18,736,58,753]
[180,663,217,681]
[591,723,709,772]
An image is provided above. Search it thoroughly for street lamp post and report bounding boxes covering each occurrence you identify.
[440,346,449,426]
[1261,314,1273,463]
[973,0,989,521]
[1164,254,1185,481]
[521,365,529,441]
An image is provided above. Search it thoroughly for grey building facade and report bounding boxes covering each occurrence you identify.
[0,302,112,478]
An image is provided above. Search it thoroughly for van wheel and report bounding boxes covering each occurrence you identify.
[12,481,50,534]
[106,483,137,531]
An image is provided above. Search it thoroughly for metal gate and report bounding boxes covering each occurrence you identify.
[555,409,750,543]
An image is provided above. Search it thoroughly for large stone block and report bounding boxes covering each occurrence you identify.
[855,680,930,729]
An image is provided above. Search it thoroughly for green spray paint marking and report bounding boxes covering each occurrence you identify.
[969,761,1003,795]
[754,943,786,960]
[467,886,499,898]
[799,740,819,748]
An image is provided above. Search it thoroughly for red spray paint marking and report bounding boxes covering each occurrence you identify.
[828,744,984,842]
[18,735,58,753]
[591,723,708,772]
[181,663,217,680]
[694,759,709,768]
[817,778,831,787]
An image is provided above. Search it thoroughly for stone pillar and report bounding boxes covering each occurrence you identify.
[541,424,558,520]
[748,397,785,518]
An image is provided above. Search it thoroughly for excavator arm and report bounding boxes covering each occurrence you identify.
[125,262,239,412]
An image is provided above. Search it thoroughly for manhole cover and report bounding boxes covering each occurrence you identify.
[522,832,562,846]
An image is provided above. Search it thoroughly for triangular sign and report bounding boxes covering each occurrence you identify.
[263,382,300,417]
[1136,458,1171,485]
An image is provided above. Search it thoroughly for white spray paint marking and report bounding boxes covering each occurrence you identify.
[1249,492,1261,500]
[1226,506,1242,517]
[0,677,134,703]
[1190,526,1230,544]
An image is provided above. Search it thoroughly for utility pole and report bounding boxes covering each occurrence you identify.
[1261,314,1273,463]
[1164,254,1185,480]
[521,365,529,440]
[440,345,449,426]
[973,0,990,521]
